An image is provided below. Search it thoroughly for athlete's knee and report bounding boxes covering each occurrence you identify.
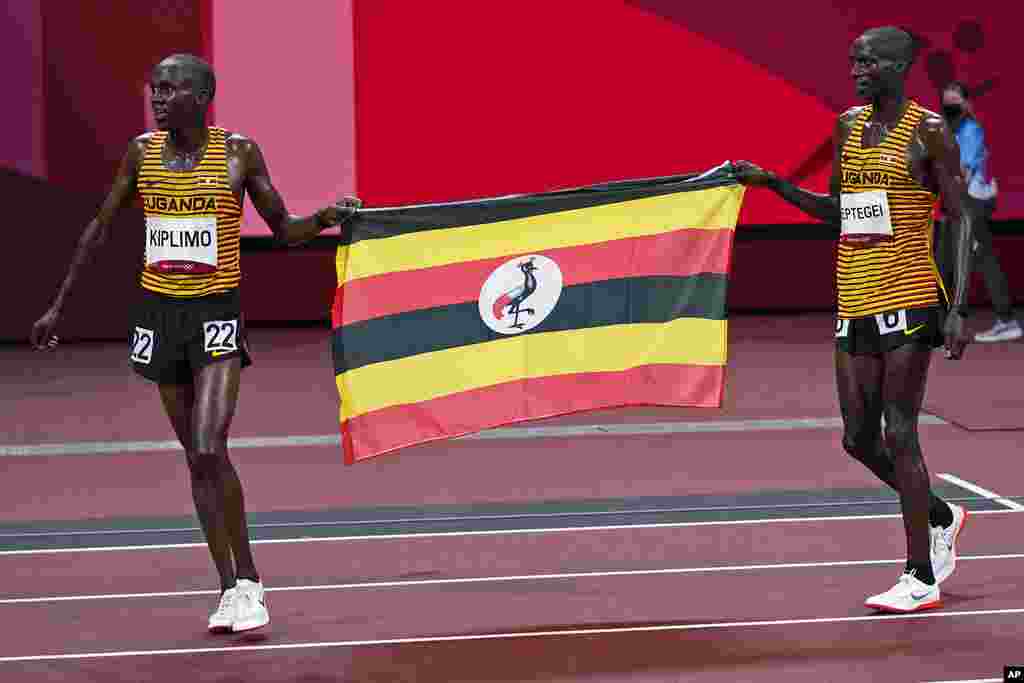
[841,421,879,459]
[186,444,229,481]
[883,411,919,455]
[192,428,228,460]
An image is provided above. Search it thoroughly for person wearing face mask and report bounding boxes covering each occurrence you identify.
[939,81,1020,342]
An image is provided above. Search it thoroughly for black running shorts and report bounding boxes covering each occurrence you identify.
[835,306,945,355]
[130,289,252,384]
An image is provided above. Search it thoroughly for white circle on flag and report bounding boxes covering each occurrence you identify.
[479,254,564,335]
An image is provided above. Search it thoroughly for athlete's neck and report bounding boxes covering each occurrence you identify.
[869,89,908,126]
[168,125,209,155]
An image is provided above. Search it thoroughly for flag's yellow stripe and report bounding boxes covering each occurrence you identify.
[337,186,744,285]
[337,317,726,420]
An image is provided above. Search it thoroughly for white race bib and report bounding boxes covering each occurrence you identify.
[145,216,218,274]
[203,319,239,355]
[130,326,155,364]
[840,190,892,239]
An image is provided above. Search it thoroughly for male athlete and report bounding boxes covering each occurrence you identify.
[30,54,359,632]
[735,27,971,613]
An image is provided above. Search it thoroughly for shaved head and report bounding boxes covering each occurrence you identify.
[859,26,917,66]
[149,53,217,129]
[849,26,918,100]
[157,53,216,100]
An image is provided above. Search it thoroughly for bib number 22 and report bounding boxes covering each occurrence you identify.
[131,327,155,364]
[203,320,239,355]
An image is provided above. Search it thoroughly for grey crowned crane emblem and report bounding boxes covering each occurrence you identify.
[490,259,539,329]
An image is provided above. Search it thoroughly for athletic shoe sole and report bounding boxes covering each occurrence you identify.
[865,597,943,614]
[232,614,270,632]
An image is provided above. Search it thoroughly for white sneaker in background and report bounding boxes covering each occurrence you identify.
[974,319,1023,343]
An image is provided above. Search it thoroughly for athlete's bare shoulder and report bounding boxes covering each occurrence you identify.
[222,132,270,181]
[915,103,942,120]
[911,109,954,161]
[105,134,152,188]
[832,107,864,149]
[838,106,864,130]
[119,133,155,171]
[915,107,947,136]
[130,132,157,154]
[223,131,258,156]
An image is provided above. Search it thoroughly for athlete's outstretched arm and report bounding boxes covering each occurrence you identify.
[921,115,973,359]
[733,113,854,225]
[30,139,145,349]
[241,138,359,246]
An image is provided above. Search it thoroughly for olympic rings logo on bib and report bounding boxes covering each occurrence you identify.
[145,216,218,274]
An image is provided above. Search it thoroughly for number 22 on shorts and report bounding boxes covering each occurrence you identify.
[204,319,239,356]
[131,327,155,364]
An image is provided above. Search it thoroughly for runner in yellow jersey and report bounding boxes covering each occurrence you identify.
[30,54,359,633]
[734,27,972,613]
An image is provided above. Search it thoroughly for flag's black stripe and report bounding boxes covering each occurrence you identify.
[342,166,738,246]
[332,274,727,374]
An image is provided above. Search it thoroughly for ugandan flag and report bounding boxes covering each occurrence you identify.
[332,163,745,463]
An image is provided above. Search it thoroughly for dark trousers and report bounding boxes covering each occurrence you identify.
[935,195,1015,320]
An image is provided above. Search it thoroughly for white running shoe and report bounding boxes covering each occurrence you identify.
[974,319,1023,343]
[932,504,969,584]
[865,572,941,613]
[232,578,270,632]
[208,587,237,633]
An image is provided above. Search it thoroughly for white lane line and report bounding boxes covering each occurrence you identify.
[939,473,1024,511]
[0,495,961,540]
[0,607,1021,663]
[0,415,949,457]
[1,552,1021,606]
[0,435,334,457]
[0,508,1017,557]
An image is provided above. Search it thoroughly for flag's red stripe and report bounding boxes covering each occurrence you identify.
[333,228,732,327]
[340,363,724,463]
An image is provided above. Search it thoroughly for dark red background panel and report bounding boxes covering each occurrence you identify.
[355,1,1022,222]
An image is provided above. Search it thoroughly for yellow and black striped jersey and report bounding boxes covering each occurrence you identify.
[837,101,943,318]
[138,127,242,297]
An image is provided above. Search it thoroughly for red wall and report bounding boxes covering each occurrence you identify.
[211,0,357,236]
[354,1,1024,222]
[1,0,46,178]
[354,1,828,225]
[5,2,1023,342]
[40,1,207,195]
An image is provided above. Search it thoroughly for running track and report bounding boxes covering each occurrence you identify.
[2,314,1021,682]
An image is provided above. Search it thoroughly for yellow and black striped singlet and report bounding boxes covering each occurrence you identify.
[138,127,242,297]
[837,101,941,318]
